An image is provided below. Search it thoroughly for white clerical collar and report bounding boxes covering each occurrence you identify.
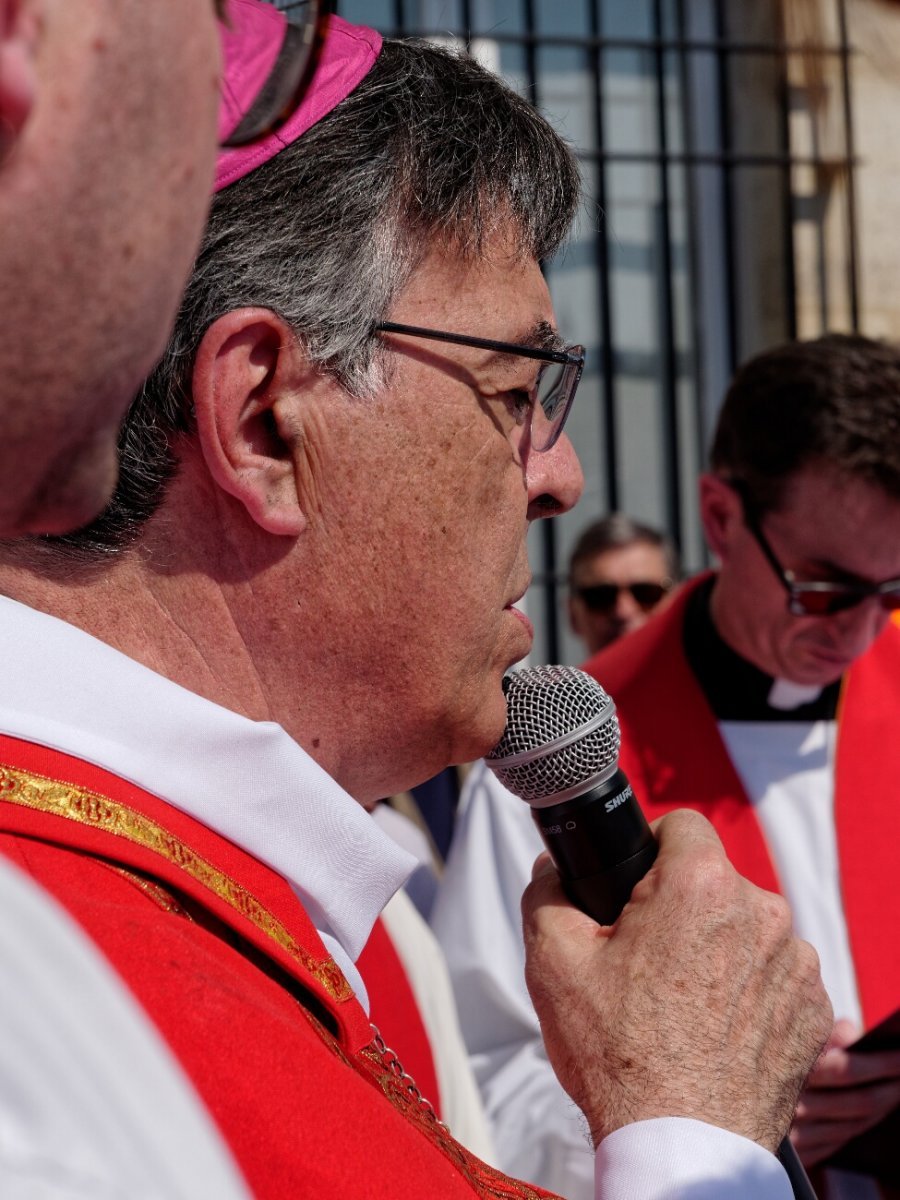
[766,678,825,711]
[0,595,414,965]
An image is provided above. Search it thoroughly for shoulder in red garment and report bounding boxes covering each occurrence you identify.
[0,735,560,1199]
[582,574,779,893]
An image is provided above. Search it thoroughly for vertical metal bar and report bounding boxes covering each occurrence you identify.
[836,0,860,330]
[713,0,738,374]
[523,0,561,664]
[589,0,619,515]
[775,15,798,340]
[674,0,702,563]
[461,0,473,48]
[651,0,682,542]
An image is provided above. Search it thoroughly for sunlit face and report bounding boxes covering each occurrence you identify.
[709,466,900,686]
[0,0,222,535]
[568,541,672,655]
[295,232,584,803]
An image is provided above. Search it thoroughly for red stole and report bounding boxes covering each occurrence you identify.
[0,734,557,1200]
[585,576,900,1030]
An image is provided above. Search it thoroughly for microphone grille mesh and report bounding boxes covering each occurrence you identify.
[486,664,620,804]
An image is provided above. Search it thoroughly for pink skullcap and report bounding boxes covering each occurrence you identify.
[216,1,382,192]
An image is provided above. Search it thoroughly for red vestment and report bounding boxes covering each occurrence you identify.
[0,734,557,1200]
[584,574,900,1031]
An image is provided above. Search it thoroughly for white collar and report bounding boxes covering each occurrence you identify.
[766,677,825,711]
[0,595,414,966]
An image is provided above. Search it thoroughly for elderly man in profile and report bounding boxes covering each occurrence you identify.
[0,14,829,1200]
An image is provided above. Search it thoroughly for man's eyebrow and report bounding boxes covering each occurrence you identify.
[481,321,566,374]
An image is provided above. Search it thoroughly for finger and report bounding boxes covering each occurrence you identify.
[797,1077,900,1124]
[650,808,726,859]
[827,1017,861,1050]
[808,1045,900,1089]
[529,850,555,883]
[791,1119,857,1168]
[521,852,607,940]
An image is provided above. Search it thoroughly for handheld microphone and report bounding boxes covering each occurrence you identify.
[486,663,817,1200]
[485,664,656,925]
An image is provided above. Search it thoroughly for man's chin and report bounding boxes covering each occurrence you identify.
[788,655,851,689]
[12,440,119,538]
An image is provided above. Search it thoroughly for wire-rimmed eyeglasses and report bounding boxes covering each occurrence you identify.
[375,321,585,453]
[733,483,900,617]
[222,0,328,148]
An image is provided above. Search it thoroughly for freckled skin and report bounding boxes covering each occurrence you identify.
[0,0,221,535]
[278,234,583,801]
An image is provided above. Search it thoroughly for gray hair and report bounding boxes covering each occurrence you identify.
[568,513,681,585]
[43,37,581,560]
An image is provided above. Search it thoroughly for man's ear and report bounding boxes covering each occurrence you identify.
[699,472,742,562]
[0,1,38,154]
[191,308,316,537]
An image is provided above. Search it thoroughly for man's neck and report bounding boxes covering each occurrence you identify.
[0,543,274,723]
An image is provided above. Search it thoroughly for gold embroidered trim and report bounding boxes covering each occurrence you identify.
[103,863,193,916]
[297,1004,556,1200]
[0,761,352,1002]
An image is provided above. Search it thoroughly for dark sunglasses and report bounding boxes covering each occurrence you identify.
[727,478,900,617]
[746,516,900,617]
[574,581,672,614]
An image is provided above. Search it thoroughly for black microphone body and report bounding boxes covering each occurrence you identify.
[488,664,816,1200]
[531,768,657,926]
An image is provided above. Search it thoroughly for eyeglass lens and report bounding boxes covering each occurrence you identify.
[532,357,583,452]
[577,582,669,613]
[790,585,900,617]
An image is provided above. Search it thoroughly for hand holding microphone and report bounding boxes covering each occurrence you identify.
[487,665,831,1195]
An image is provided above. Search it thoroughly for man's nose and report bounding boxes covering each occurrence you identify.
[614,587,642,622]
[525,432,583,521]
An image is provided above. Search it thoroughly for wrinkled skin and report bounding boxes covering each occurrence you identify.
[523,810,832,1153]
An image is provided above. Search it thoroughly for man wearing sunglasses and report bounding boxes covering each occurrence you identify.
[567,513,680,655]
[586,332,900,1197]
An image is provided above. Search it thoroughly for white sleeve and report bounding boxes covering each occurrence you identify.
[0,856,252,1200]
[430,761,596,1199]
[594,1119,793,1199]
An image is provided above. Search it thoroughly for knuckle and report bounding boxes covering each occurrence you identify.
[759,888,793,934]
[681,842,732,896]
